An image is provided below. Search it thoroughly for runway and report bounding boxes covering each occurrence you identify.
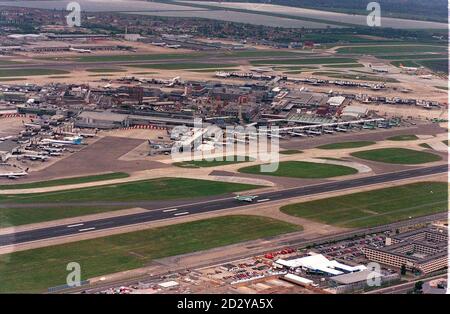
[0,164,447,247]
[0,54,329,71]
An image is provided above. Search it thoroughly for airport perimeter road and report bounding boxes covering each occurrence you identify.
[0,164,447,246]
[366,274,447,294]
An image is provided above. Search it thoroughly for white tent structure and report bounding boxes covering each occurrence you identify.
[275,254,367,276]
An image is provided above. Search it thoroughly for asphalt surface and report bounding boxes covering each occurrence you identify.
[0,164,447,246]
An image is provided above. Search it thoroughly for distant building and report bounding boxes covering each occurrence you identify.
[362,227,448,274]
[7,33,45,40]
[123,34,142,41]
[1,92,26,103]
[327,96,346,107]
[75,111,130,129]
[341,105,368,120]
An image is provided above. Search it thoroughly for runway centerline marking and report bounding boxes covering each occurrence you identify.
[257,198,270,203]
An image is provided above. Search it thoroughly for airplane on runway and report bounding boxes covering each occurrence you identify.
[234,195,258,202]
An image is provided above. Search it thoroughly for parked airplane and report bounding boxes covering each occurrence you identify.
[69,47,92,53]
[41,147,64,153]
[41,136,83,146]
[363,124,376,130]
[234,195,258,202]
[19,154,48,161]
[250,67,273,73]
[0,136,13,142]
[0,171,27,179]
[306,130,321,135]
[166,76,181,87]
[288,131,308,137]
[369,64,389,73]
[399,63,421,72]
[24,123,41,130]
[58,131,96,138]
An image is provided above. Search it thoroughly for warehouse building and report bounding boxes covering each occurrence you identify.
[75,110,198,129]
[75,111,130,129]
[341,105,368,120]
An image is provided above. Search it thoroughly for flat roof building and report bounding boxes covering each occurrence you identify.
[362,227,448,274]
[75,111,130,129]
[341,105,368,120]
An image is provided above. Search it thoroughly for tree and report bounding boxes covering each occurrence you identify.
[414,281,424,294]
[401,264,407,275]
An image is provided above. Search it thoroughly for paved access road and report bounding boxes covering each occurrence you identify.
[0,164,447,246]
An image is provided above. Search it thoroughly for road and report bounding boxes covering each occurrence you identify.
[0,164,446,247]
[366,274,447,294]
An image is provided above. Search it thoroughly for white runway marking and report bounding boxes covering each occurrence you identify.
[257,198,270,202]
[174,212,189,216]
[78,227,96,232]
[67,223,84,228]
[163,208,179,212]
